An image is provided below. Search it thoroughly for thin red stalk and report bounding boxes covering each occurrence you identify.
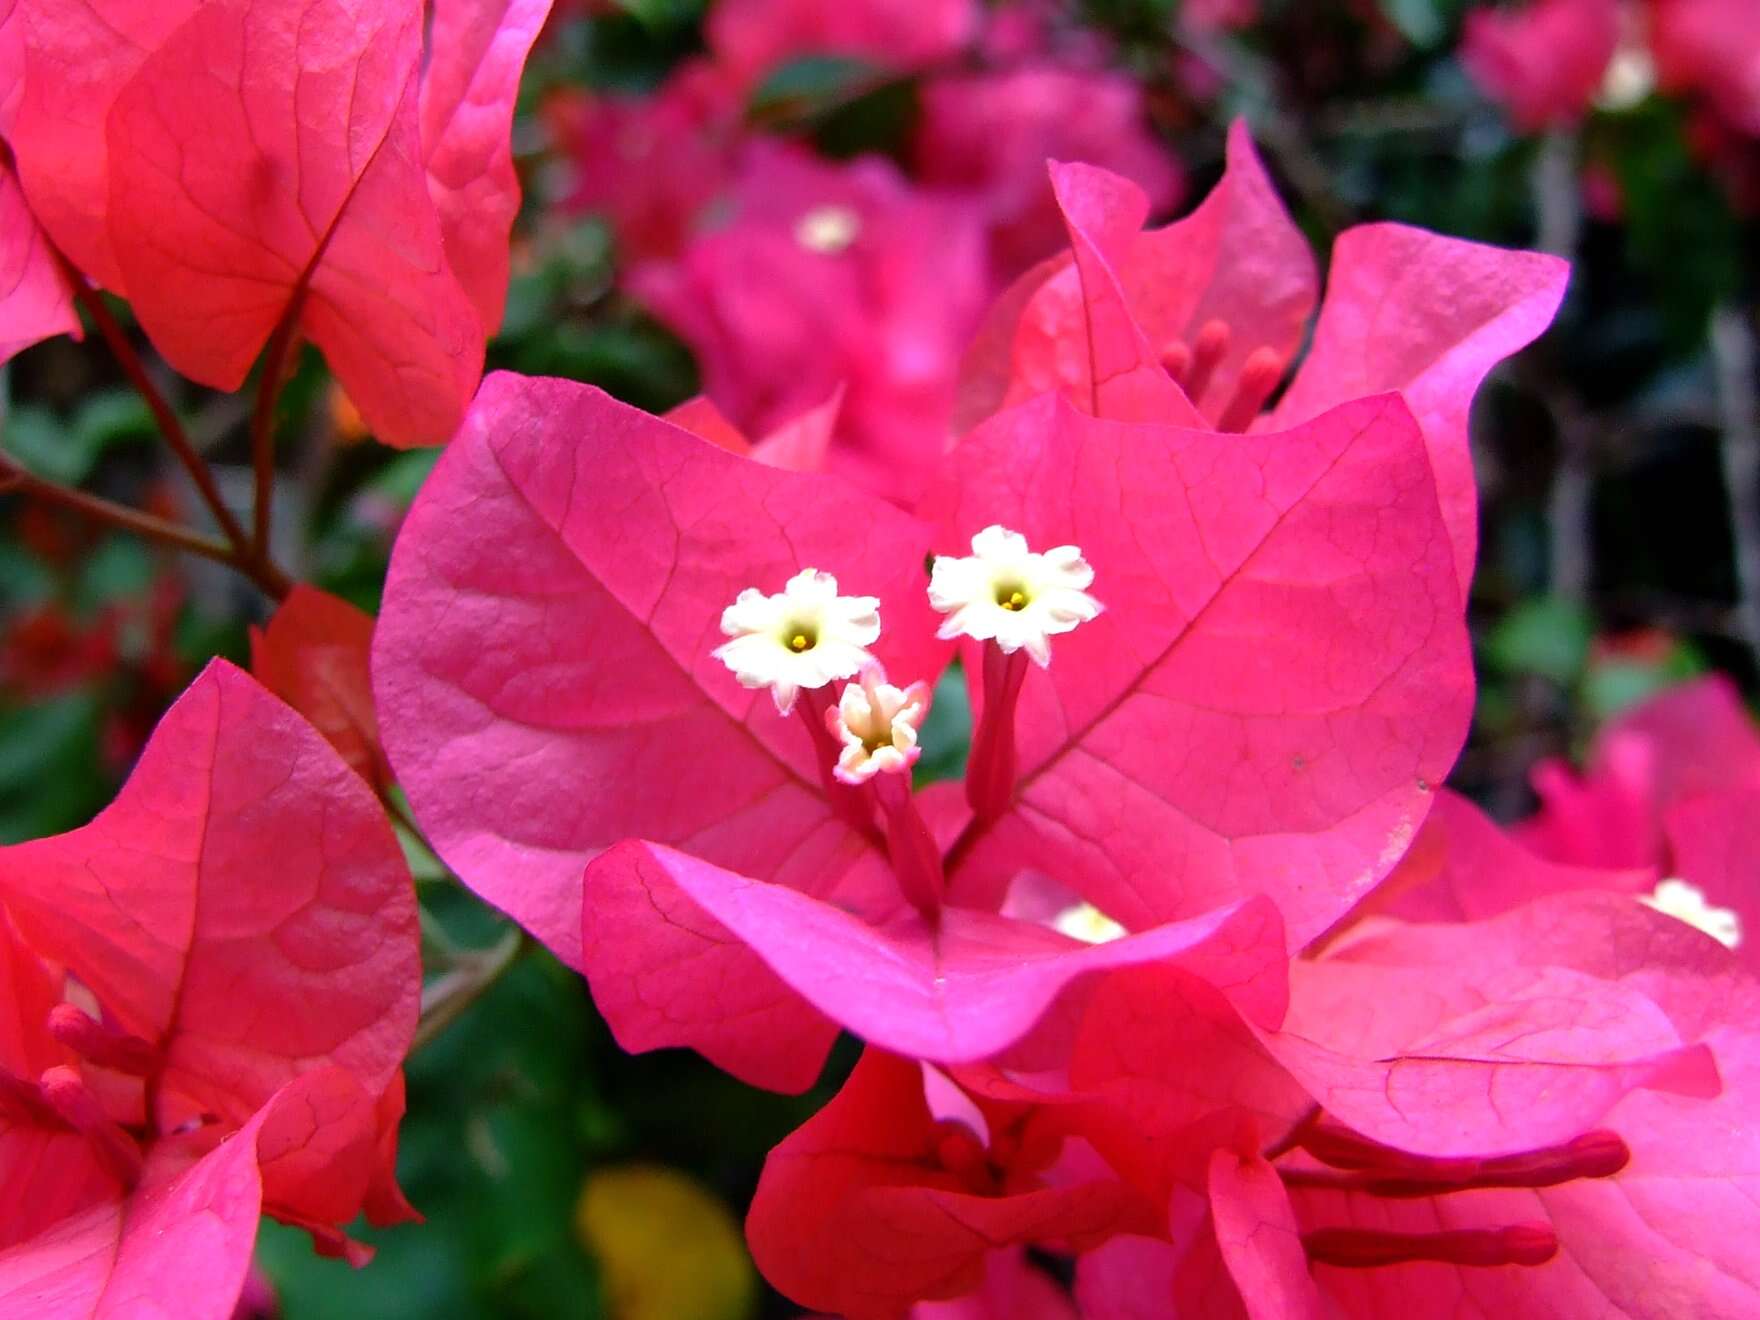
[874,772,945,923]
[60,263,251,553]
[250,303,303,559]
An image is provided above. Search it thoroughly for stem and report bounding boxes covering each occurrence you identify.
[796,689,881,843]
[874,773,944,923]
[966,644,1028,825]
[412,927,526,1052]
[250,306,303,559]
[1712,305,1760,658]
[61,264,252,554]
[0,458,234,563]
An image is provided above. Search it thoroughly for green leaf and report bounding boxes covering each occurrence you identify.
[1483,595,1593,686]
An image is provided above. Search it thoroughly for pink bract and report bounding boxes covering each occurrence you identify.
[929,390,1471,943]
[630,144,992,503]
[0,660,421,1313]
[374,371,948,968]
[961,123,1569,594]
[1460,0,1620,131]
[705,0,978,91]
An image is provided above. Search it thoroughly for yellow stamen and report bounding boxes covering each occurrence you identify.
[1002,590,1027,611]
[790,633,811,652]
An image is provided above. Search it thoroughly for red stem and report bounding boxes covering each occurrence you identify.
[966,643,1028,825]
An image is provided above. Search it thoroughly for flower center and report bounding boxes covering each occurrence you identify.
[788,626,816,652]
[996,585,1028,611]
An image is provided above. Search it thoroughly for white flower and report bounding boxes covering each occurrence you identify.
[714,569,880,713]
[1050,901,1127,945]
[928,525,1101,666]
[1639,878,1742,950]
[827,668,931,784]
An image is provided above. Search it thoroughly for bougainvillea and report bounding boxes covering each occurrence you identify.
[0,661,420,1314]
[9,4,1760,1313]
[1,0,549,445]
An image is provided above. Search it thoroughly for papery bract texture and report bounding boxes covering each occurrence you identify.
[582,840,1288,1089]
[250,585,387,788]
[1265,224,1568,594]
[930,391,1472,947]
[748,1049,1138,1320]
[0,1068,380,1319]
[0,151,78,364]
[374,372,946,967]
[99,0,480,447]
[970,122,1314,431]
[0,659,419,1127]
[419,0,553,332]
[1287,897,1760,1316]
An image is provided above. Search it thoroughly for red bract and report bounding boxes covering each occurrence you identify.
[1460,0,1620,131]
[704,0,977,91]
[630,144,992,503]
[962,124,1569,594]
[375,369,1472,1092]
[0,660,421,1313]
[7,0,549,445]
[747,1049,1148,1320]
[250,585,388,789]
[0,148,77,365]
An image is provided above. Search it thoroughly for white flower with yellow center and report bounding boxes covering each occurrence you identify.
[1639,878,1742,950]
[826,669,931,785]
[928,525,1101,666]
[714,569,880,714]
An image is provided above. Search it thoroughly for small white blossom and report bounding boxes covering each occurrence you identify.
[1639,878,1742,950]
[928,525,1101,666]
[714,569,880,713]
[826,668,931,785]
[1051,901,1127,945]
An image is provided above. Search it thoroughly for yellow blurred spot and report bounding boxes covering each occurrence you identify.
[576,1164,757,1320]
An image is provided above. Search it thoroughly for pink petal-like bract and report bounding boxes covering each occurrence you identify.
[419,0,553,334]
[705,0,978,90]
[1268,223,1569,594]
[0,149,78,365]
[910,1248,1077,1320]
[1460,0,1620,131]
[1287,895,1760,1315]
[92,0,481,446]
[0,659,419,1128]
[930,391,1472,946]
[581,840,1288,1090]
[1207,1147,1325,1320]
[976,121,1315,431]
[0,1068,380,1319]
[374,372,946,967]
[250,584,387,789]
[748,1049,1135,1320]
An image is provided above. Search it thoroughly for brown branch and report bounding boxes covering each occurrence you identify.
[1712,304,1760,657]
[0,457,234,565]
[59,264,253,554]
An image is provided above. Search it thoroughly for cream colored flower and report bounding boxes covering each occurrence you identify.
[928,525,1101,666]
[826,668,931,785]
[714,569,880,713]
[1639,878,1742,950]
